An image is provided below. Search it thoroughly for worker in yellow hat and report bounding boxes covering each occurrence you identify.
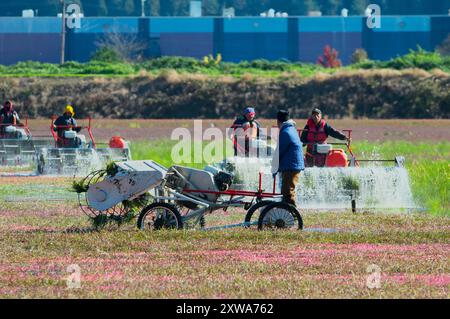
[64,105,75,117]
[53,105,81,147]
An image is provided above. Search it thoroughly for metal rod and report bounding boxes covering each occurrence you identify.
[183,188,281,198]
[204,221,257,231]
[60,0,66,64]
[181,207,208,222]
[166,190,210,207]
[87,116,96,148]
[356,160,396,162]
[141,0,146,17]
[258,171,262,193]
[272,175,276,194]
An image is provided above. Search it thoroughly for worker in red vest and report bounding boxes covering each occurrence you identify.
[230,107,263,157]
[300,108,350,167]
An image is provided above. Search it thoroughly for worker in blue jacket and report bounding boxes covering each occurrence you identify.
[271,110,304,207]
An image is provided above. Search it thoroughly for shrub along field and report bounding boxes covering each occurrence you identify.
[0,119,448,298]
[1,48,450,77]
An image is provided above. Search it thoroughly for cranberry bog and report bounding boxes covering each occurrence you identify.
[0,119,448,298]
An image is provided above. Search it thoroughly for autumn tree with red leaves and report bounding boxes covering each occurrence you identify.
[317,45,342,68]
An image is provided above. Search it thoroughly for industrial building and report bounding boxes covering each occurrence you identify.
[0,15,449,65]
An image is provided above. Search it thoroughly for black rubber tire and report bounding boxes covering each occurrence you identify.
[137,202,183,230]
[257,202,303,231]
[243,200,274,228]
[37,153,45,175]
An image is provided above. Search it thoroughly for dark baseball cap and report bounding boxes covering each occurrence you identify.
[277,110,290,122]
[311,108,322,115]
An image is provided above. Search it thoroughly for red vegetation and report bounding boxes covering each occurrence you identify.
[318,45,342,68]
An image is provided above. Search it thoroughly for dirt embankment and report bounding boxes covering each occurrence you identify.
[1,69,449,119]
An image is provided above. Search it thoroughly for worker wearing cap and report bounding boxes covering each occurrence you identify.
[54,105,81,147]
[230,107,262,156]
[271,110,304,207]
[300,108,350,167]
[0,100,21,137]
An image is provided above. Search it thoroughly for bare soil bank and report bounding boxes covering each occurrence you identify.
[1,69,449,119]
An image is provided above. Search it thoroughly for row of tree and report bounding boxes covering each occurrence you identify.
[0,0,448,17]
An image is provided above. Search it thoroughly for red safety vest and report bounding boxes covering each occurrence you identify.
[305,118,327,156]
[306,118,327,143]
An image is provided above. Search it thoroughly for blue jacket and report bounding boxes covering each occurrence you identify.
[53,115,80,139]
[54,114,77,128]
[273,120,305,173]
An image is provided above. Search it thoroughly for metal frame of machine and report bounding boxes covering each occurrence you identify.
[77,160,303,231]
[36,117,130,175]
[142,167,302,231]
[298,129,405,168]
[0,117,52,166]
[75,127,408,230]
[50,116,97,148]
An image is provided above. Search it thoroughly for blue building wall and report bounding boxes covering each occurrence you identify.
[150,18,214,59]
[0,18,62,64]
[67,17,139,62]
[0,16,448,65]
[298,17,362,64]
[363,16,433,61]
[220,18,289,62]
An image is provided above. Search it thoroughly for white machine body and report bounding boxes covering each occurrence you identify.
[64,130,77,139]
[5,126,16,134]
[316,144,333,154]
[86,160,167,211]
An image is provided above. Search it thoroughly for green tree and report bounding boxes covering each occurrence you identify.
[298,0,320,15]
[123,0,137,15]
[23,0,60,16]
[147,0,161,16]
[347,0,369,15]
[106,0,135,16]
[318,0,341,15]
[83,0,108,16]
[203,0,221,16]
[160,0,173,16]
[172,0,190,16]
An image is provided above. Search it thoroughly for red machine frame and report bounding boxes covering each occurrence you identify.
[0,117,32,139]
[50,116,96,148]
[298,128,358,166]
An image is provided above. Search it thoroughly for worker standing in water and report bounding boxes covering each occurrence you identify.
[271,110,304,207]
[300,108,350,167]
[230,107,263,157]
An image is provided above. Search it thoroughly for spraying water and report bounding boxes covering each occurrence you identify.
[220,157,416,211]
[37,148,105,176]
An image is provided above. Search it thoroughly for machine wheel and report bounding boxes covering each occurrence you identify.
[257,202,303,231]
[137,203,183,230]
[244,200,273,228]
[37,153,45,175]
